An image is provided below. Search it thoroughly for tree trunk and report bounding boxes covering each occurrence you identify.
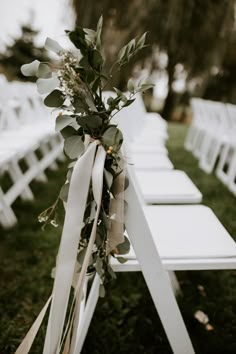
[161,58,176,120]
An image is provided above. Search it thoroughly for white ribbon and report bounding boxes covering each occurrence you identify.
[15,142,121,354]
[43,142,98,354]
[15,296,52,354]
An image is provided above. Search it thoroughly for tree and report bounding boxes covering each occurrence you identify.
[0,25,49,81]
[72,0,236,119]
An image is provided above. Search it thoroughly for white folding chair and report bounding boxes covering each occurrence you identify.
[71,163,236,353]
[198,101,231,174]
[135,169,202,204]
[216,103,236,194]
[71,164,195,354]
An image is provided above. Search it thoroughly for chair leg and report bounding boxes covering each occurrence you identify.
[25,151,48,182]
[0,186,17,228]
[8,160,34,201]
[40,143,58,171]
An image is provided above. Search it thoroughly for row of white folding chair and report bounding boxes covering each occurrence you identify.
[73,162,236,354]
[185,98,236,196]
[113,92,203,203]
[73,93,236,352]
[112,92,174,171]
[0,80,64,228]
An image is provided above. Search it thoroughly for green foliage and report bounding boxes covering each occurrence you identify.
[20,16,151,320]
[0,26,49,81]
[44,90,65,108]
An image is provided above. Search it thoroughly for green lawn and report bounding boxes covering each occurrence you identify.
[0,122,235,353]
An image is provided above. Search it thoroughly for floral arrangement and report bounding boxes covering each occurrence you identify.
[19,16,152,354]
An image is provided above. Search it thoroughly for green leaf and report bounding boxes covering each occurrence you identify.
[64,136,84,159]
[96,15,103,48]
[84,28,96,45]
[137,32,148,48]
[44,89,64,107]
[77,114,102,129]
[116,236,130,255]
[68,28,87,54]
[45,37,65,54]
[37,63,52,78]
[117,45,127,62]
[116,256,128,264]
[113,87,123,97]
[127,38,136,53]
[137,83,155,93]
[92,77,101,93]
[102,126,123,150]
[73,97,88,113]
[88,49,103,71]
[55,114,74,132]
[59,183,70,202]
[60,126,78,139]
[21,60,40,76]
[36,76,60,94]
[123,98,136,108]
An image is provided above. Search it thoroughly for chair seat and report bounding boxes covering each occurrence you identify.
[128,143,168,154]
[123,205,236,260]
[135,170,202,204]
[130,152,174,170]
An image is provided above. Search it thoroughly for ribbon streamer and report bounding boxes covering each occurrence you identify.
[15,142,124,354]
[106,158,126,254]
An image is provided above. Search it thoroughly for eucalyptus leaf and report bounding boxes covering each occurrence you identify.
[73,96,88,113]
[60,126,77,139]
[68,28,87,54]
[44,89,64,107]
[36,76,60,94]
[77,115,102,129]
[45,37,65,54]
[64,135,84,159]
[59,183,70,202]
[37,63,52,78]
[21,60,40,76]
[102,126,123,149]
[55,115,74,132]
[84,28,96,45]
[88,49,103,71]
[116,256,128,264]
[116,236,130,255]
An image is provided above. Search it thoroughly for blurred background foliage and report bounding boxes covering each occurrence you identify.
[0,26,49,82]
[1,0,235,119]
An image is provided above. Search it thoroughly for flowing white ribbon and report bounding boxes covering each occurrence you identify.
[15,142,125,354]
[43,142,103,354]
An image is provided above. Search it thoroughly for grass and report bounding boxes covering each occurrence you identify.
[0,123,236,353]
